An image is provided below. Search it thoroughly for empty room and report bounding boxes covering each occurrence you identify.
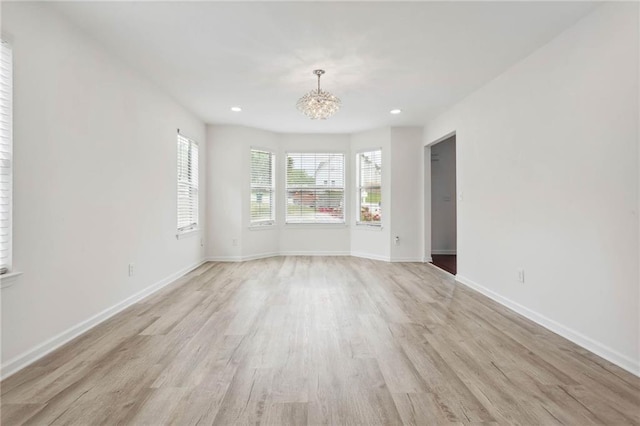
[1,1,638,424]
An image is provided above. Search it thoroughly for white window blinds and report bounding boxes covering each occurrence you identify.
[357,150,382,225]
[250,149,275,225]
[286,152,344,224]
[0,41,12,274]
[177,133,198,232]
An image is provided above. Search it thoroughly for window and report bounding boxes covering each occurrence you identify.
[250,149,275,226]
[286,152,344,224]
[177,133,198,233]
[356,149,382,225]
[0,41,12,274]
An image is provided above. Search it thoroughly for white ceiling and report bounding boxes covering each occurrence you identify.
[52,1,598,134]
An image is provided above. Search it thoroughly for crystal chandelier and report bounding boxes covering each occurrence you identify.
[296,69,341,120]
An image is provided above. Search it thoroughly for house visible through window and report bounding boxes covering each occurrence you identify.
[177,133,198,232]
[250,149,275,225]
[286,152,344,224]
[0,41,12,274]
[357,149,382,225]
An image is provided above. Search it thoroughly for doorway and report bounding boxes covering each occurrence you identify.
[430,135,456,275]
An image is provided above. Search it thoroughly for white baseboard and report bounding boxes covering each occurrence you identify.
[350,252,391,262]
[455,274,640,377]
[0,259,207,380]
[206,252,279,262]
[390,257,424,262]
[431,249,457,255]
[208,251,426,263]
[207,251,352,262]
[279,251,351,257]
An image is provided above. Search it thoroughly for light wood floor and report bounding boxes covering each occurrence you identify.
[2,257,639,425]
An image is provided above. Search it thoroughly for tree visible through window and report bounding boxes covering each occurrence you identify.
[250,149,275,225]
[357,150,382,225]
[286,153,344,224]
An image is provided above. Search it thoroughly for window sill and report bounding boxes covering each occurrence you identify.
[1,271,23,289]
[249,223,276,230]
[284,223,348,229]
[176,228,200,239]
[355,223,383,231]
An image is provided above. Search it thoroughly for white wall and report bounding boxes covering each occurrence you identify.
[206,127,352,259]
[350,128,391,261]
[206,126,425,262]
[205,125,279,260]
[431,136,457,254]
[423,2,639,374]
[1,3,206,375]
[390,127,424,262]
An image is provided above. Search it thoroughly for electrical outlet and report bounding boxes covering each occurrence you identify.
[394,236,400,245]
[128,263,135,277]
[200,238,204,247]
[517,268,525,283]
[232,239,238,246]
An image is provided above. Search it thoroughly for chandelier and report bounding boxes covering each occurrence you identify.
[296,69,341,120]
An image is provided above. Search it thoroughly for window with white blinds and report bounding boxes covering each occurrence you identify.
[177,133,198,232]
[0,41,12,274]
[250,149,275,226]
[357,149,382,225]
[286,152,345,224]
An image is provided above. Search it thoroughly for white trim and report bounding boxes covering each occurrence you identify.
[210,252,401,262]
[176,228,200,239]
[0,259,207,380]
[207,252,279,262]
[279,251,351,257]
[355,223,383,230]
[207,252,428,263]
[248,224,277,231]
[390,257,424,263]
[206,256,246,262]
[283,223,348,229]
[351,252,391,262]
[0,271,23,289]
[431,249,457,255]
[455,274,640,377]
[424,256,433,263]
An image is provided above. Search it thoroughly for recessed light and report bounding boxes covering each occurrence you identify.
[230,106,242,112]
[390,109,402,114]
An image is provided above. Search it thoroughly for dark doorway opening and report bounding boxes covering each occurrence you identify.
[431,254,457,275]
[430,135,457,276]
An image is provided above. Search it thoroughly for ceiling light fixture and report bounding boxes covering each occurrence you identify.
[390,109,402,114]
[296,69,341,120]
[230,106,242,112]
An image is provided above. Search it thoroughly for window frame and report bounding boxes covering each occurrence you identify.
[176,132,199,235]
[356,148,382,227]
[249,147,276,227]
[284,151,346,225]
[0,40,13,275]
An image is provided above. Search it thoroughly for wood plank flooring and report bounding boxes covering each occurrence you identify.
[2,257,638,425]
